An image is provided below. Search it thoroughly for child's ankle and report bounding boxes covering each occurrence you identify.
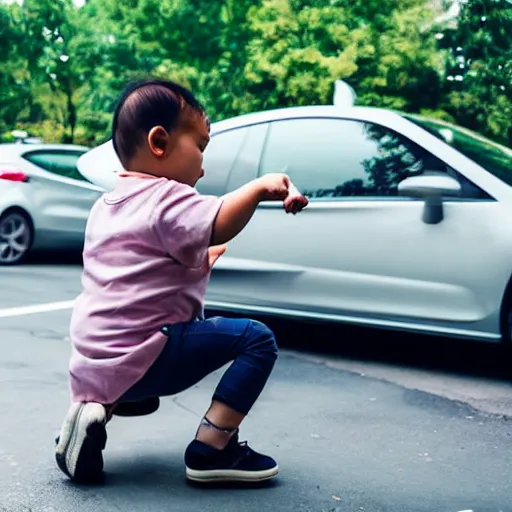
[195,417,237,450]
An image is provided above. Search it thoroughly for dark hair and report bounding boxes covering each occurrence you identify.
[112,78,205,166]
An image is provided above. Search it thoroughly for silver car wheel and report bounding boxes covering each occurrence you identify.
[0,212,33,264]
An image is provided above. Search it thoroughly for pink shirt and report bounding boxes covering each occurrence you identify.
[69,176,223,404]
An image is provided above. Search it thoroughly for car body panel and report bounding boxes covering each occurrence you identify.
[205,199,511,341]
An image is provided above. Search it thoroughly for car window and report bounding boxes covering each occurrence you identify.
[203,123,268,195]
[23,150,87,182]
[226,123,268,192]
[404,115,512,187]
[197,127,248,196]
[258,117,482,199]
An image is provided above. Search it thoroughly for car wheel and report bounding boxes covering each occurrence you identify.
[0,210,33,265]
[499,286,512,374]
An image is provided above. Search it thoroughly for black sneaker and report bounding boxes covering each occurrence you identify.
[184,433,279,483]
[55,402,107,484]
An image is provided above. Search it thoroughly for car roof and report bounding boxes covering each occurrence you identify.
[210,105,403,133]
[0,143,90,160]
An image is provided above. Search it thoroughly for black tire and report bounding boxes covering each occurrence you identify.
[0,209,34,265]
[499,282,512,376]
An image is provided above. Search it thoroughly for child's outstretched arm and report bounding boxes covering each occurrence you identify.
[210,173,308,246]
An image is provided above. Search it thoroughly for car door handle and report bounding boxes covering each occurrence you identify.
[213,256,303,273]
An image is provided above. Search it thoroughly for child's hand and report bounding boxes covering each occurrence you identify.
[257,173,291,202]
[207,244,227,268]
[284,182,308,214]
[257,173,308,213]
[211,173,308,246]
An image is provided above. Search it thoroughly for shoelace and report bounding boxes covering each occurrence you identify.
[228,439,254,467]
[238,440,254,457]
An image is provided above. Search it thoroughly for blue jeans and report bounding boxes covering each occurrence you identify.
[119,316,278,415]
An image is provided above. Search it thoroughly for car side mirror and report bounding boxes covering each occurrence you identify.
[398,173,461,225]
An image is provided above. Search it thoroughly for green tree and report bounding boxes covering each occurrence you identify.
[0,3,30,137]
[243,0,442,113]
[437,0,512,145]
[2,0,95,142]
[2,0,508,147]
[79,0,262,122]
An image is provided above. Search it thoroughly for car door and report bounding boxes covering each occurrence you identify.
[21,149,103,244]
[208,115,511,337]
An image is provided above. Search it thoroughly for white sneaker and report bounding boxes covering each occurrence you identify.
[55,402,107,483]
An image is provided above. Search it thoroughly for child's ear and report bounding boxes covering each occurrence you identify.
[147,126,170,157]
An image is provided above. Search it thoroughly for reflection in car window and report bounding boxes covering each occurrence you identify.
[259,118,441,198]
[23,151,87,182]
[405,116,512,187]
[198,128,248,196]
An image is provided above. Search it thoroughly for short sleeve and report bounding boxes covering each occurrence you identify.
[151,180,223,268]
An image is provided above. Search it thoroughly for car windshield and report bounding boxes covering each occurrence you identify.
[404,115,512,186]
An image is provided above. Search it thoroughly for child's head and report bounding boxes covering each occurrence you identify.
[112,78,210,186]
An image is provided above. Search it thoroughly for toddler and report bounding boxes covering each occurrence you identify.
[55,78,308,485]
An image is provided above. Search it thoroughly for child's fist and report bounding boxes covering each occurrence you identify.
[257,173,308,214]
[257,173,291,202]
[284,183,308,214]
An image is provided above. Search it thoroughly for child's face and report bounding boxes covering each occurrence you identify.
[144,113,210,187]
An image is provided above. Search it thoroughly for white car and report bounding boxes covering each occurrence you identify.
[77,105,512,344]
[0,143,103,264]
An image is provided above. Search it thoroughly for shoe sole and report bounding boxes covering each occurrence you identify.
[55,402,107,483]
[185,465,279,483]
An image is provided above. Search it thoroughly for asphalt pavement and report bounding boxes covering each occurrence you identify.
[0,256,511,512]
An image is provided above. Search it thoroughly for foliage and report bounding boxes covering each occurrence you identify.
[436,0,512,145]
[0,0,510,147]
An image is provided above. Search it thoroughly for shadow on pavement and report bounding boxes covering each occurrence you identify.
[64,453,279,492]
[275,317,511,382]
[26,249,83,266]
[59,454,183,491]
[206,312,511,383]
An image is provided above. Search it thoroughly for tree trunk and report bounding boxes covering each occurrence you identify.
[64,83,76,144]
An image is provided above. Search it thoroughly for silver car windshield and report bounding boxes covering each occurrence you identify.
[405,115,512,186]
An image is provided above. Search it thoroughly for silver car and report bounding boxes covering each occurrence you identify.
[0,143,102,264]
[77,105,512,344]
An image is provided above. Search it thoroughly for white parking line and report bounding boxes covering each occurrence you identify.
[0,300,75,319]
